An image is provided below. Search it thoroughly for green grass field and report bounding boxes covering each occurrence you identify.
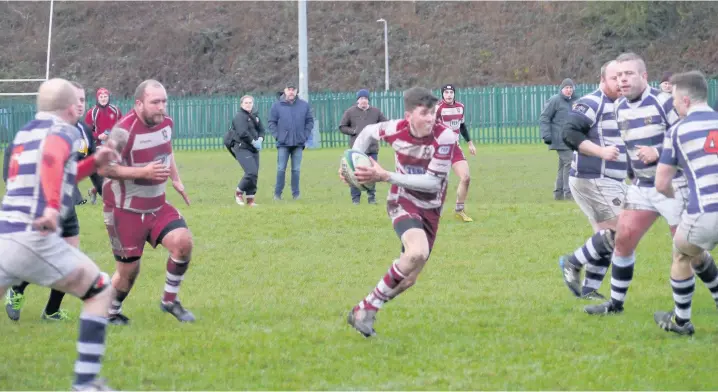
[2,145,718,390]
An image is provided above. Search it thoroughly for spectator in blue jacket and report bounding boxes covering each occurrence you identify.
[268,81,314,200]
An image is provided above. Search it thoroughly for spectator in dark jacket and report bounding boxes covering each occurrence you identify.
[540,78,578,200]
[267,81,314,200]
[229,95,265,207]
[339,89,387,204]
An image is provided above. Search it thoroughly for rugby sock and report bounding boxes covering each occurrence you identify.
[455,202,465,212]
[44,289,67,315]
[73,313,108,386]
[671,275,695,326]
[11,281,30,295]
[693,252,718,306]
[609,254,635,309]
[358,260,406,311]
[108,290,129,316]
[583,255,611,295]
[162,256,190,304]
[563,230,614,295]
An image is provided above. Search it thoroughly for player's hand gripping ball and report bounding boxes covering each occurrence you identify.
[340,149,376,192]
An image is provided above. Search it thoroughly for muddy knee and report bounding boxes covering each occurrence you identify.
[404,248,429,268]
[165,230,194,260]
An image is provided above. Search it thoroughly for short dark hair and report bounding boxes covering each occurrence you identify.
[671,71,708,102]
[403,87,438,112]
[134,79,164,102]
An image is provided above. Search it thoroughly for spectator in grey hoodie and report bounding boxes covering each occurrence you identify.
[339,89,388,205]
[268,81,314,200]
[540,78,579,200]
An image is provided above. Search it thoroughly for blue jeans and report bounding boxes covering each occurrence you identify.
[350,152,378,202]
[275,146,304,198]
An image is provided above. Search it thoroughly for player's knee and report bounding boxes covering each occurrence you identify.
[599,229,616,249]
[169,232,194,260]
[404,248,429,267]
[81,272,111,301]
[692,251,715,270]
[459,172,470,185]
[614,222,635,252]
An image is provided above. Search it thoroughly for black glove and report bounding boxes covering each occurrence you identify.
[542,137,552,145]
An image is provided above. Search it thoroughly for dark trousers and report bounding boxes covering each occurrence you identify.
[235,147,260,196]
[350,152,378,202]
[554,149,572,197]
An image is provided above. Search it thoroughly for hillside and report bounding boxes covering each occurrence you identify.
[1,1,718,97]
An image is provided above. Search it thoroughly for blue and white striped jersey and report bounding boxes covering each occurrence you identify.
[660,106,718,214]
[0,113,83,234]
[570,88,628,181]
[615,87,680,187]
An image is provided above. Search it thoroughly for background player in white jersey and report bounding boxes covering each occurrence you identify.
[98,79,195,325]
[339,87,456,337]
[585,53,718,315]
[435,84,476,222]
[654,71,718,335]
[0,78,118,390]
[558,60,627,300]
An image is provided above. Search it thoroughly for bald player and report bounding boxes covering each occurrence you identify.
[98,79,195,325]
[0,78,118,390]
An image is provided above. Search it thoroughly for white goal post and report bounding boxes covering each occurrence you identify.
[0,0,55,96]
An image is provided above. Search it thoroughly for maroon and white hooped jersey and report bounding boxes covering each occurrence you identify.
[436,100,465,140]
[358,119,456,210]
[103,109,174,213]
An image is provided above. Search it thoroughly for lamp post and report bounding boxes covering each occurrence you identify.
[377,18,389,92]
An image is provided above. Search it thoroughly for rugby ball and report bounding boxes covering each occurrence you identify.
[340,149,375,192]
